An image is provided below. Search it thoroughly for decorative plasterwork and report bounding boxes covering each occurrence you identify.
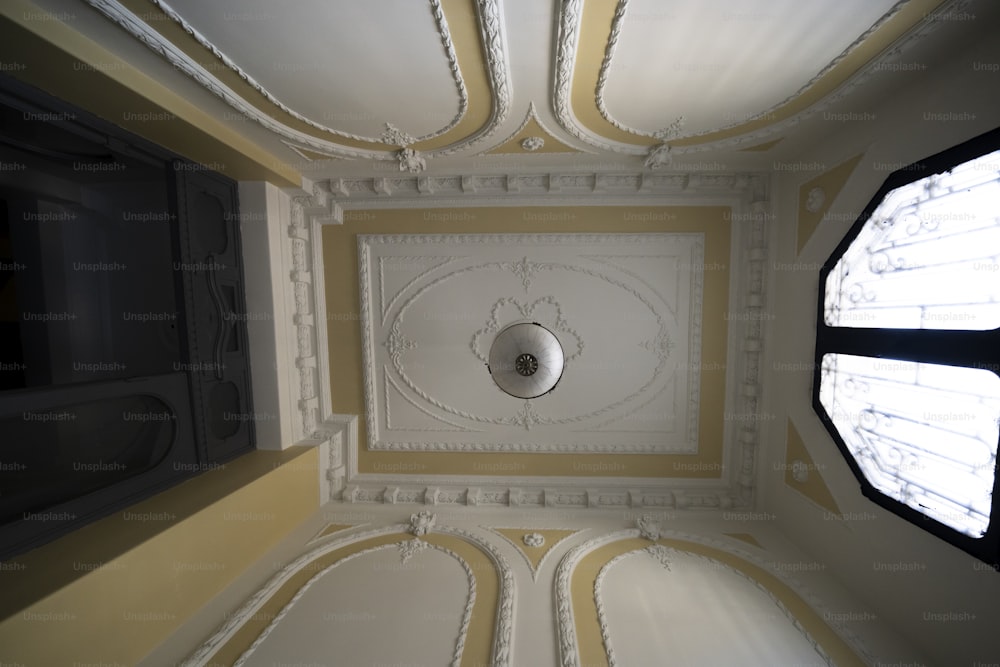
[398,537,430,563]
[635,514,661,541]
[785,419,843,514]
[523,532,545,547]
[484,102,583,155]
[591,546,677,667]
[359,233,704,453]
[82,0,511,159]
[488,528,580,581]
[181,522,515,667]
[325,171,760,207]
[408,510,438,536]
[797,154,866,254]
[521,137,544,151]
[286,170,769,508]
[553,0,969,155]
[554,530,875,667]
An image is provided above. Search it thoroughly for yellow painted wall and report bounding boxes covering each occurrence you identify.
[0,447,320,667]
[0,0,299,186]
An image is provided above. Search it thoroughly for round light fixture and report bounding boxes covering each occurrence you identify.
[487,322,564,398]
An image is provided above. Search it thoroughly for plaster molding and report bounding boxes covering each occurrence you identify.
[180,524,406,667]
[397,537,430,563]
[553,0,973,155]
[284,194,339,445]
[82,0,509,159]
[593,548,633,667]
[440,526,516,667]
[554,529,875,667]
[555,530,628,667]
[521,136,545,151]
[326,171,758,208]
[644,544,674,569]
[470,296,584,365]
[594,0,676,143]
[385,370,475,432]
[408,510,438,536]
[381,123,417,147]
[485,527,581,582]
[229,540,475,667]
[480,101,586,156]
[397,147,428,173]
[553,0,642,155]
[303,172,768,507]
[523,532,545,547]
[431,0,513,157]
[341,483,735,513]
[360,234,702,452]
[635,514,661,541]
[181,521,514,667]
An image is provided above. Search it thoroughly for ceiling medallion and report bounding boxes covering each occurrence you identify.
[488,322,564,399]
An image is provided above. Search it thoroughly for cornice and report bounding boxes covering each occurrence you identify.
[287,172,770,508]
[324,170,763,209]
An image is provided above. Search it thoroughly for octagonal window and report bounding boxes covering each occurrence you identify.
[814,127,1000,566]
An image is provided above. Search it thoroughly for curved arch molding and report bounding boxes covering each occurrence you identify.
[554,0,955,154]
[182,525,513,667]
[82,0,510,159]
[555,530,871,667]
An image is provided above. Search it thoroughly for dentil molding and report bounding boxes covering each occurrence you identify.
[285,170,769,509]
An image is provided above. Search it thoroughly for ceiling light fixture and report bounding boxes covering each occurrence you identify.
[487,322,564,399]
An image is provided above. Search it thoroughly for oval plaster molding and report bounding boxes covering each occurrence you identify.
[382,259,668,430]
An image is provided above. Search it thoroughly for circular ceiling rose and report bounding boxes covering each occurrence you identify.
[488,322,564,399]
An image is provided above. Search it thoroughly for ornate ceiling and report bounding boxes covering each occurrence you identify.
[358,233,706,454]
[77,0,956,177]
[18,0,975,508]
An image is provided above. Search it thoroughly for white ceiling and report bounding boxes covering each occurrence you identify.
[358,233,704,454]
[69,0,971,177]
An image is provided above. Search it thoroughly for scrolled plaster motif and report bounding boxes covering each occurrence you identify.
[470,296,584,365]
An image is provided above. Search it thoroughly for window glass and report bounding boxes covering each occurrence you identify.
[819,353,999,538]
[824,149,1000,330]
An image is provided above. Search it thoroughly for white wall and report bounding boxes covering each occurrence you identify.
[766,9,1000,665]
[237,181,295,450]
[148,504,920,666]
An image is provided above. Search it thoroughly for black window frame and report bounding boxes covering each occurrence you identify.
[813,126,1000,568]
